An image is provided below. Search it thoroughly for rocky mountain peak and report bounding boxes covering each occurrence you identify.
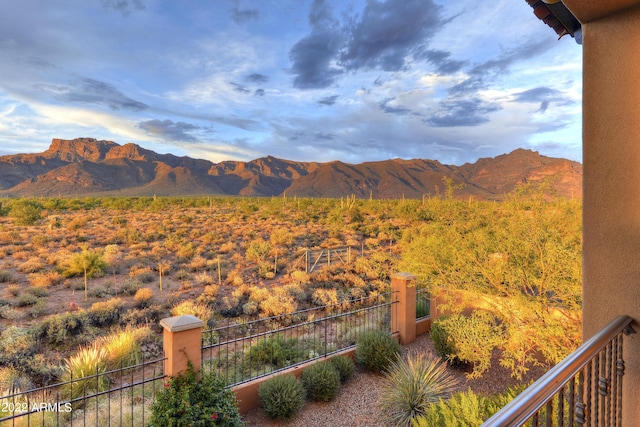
[44,138,119,162]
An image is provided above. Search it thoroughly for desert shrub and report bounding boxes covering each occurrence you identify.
[246,238,272,264]
[27,271,64,288]
[17,257,45,273]
[6,284,20,296]
[31,234,49,248]
[0,366,33,392]
[149,362,242,427]
[356,330,401,374]
[120,279,142,296]
[33,310,92,345]
[99,326,148,368]
[413,386,527,426]
[247,336,303,369]
[9,198,44,225]
[87,298,126,327]
[0,270,12,283]
[25,286,48,297]
[0,306,24,321]
[29,299,48,318]
[133,287,154,308]
[300,361,341,402]
[430,312,504,378]
[171,300,214,327]
[0,327,37,365]
[258,373,305,420]
[259,290,298,317]
[312,288,340,308]
[378,352,458,427]
[197,284,220,305]
[88,284,112,298]
[15,292,40,307]
[129,265,155,283]
[329,355,355,383]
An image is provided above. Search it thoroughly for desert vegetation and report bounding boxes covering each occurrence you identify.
[0,183,581,424]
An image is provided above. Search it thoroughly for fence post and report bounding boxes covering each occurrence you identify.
[391,272,417,345]
[160,315,204,377]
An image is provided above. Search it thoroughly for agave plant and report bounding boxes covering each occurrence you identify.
[378,351,458,427]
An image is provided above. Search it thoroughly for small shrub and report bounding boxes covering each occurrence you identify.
[6,284,20,297]
[99,326,147,368]
[300,361,341,402]
[171,301,214,327]
[356,330,401,374]
[120,279,142,296]
[247,336,303,369]
[196,284,219,305]
[27,271,64,288]
[9,199,44,225]
[17,257,45,273]
[378,352,458,427]
[15,293,39,307]
[33,311,91,345]
[29,300,48,318]
[430,312,505,378]
[258,374,305,419]
[87,298,125,327]
[149,362,242,427]
[0,270,13,283]
[329,355,355,383]
[133,287,154,308]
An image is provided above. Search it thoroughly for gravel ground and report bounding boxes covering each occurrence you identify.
[242,333,546,427]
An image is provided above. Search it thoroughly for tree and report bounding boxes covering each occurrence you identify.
[399,195,582,378]
[9,199,44,225]
[66,249,107,301]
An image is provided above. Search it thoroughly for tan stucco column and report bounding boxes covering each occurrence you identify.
[579,5,640,423]
[391,272,417,345]
[160,315,204,377]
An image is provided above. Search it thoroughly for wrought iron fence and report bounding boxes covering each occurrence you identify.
[416,288,430,319]
[201,291,397,387]
[483,315,635,427]
[0,356,165,427]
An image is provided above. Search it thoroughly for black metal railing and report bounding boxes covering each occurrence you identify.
[416,288,430,319]
[0,356,166,427]
[483,315,636,427]
[201,292,397,387]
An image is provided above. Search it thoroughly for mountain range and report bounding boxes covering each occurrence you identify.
[0,138,582,199]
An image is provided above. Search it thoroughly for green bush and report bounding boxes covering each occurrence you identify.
[429,313,505,378]
[149,362,242,427]
[258,373,305,419]
[379,352,458,427]
[355,330,401,374]
[413,386,527,426]
[247,336,303,369]
[329,355,355,382]
[87,298,125,327]
[9,199,44,225]
[32,311,92,345]
[300,361,341,402]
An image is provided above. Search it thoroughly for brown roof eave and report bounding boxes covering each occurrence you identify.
[525,0,582,42]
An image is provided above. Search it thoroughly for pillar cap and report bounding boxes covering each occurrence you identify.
[160,315,204,332]
[391,272,417,280]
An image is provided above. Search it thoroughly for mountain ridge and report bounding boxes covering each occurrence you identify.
[0,138,582,199]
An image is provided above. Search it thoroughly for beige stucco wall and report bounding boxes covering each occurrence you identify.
[580,4,640,424]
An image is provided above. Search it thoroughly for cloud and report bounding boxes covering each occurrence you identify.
[318,95,339,106]
[137,119,200,142]
[245,73,269,83]
[230,82,251,94]
[420,49,467,74]
[100,0,145,16]
[512,87,572,113]
[41,77,148,111]
[379,97,411,115]
[340,0,444,72]
[426,98,501,127]
[289,0,344,89]
[230,1,259,24]
[254,89,265,97]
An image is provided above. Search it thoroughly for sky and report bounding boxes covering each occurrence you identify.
[0,0,583,166]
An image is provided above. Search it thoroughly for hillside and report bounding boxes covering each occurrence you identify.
[0,138,582,199]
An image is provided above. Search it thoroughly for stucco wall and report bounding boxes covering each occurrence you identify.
[581,5,640,424]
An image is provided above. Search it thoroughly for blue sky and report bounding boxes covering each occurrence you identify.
[0,0,583,165]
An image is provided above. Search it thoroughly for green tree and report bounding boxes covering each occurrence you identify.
[399,195,582,378]
[9,199,44,225]
[66,249,107,301]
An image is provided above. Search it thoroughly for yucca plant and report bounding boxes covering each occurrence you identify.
[378,352,458,427]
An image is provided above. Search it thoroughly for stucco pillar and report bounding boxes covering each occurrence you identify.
[391,272,417,345]
[580,6,640,424]
[160,315,204,377]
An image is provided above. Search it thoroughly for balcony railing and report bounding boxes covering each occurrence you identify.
[483,315,635,427]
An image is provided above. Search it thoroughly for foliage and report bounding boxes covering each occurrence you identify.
[88,297,126,327]
[64,248,107,279]
[300,360,341,402]
[355,330,401,374]
[329,355,355,382]
[149,362,242,427]
[133,287,154,308]
[61,344,109,401]
[399,195,582,378]
[430,313,505,378]
[9,198,44,225]
[246,336,303,369]
[379,352,458,427]
[258,373,305,419]
[413,386,527,426]
[171,301,214,327]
